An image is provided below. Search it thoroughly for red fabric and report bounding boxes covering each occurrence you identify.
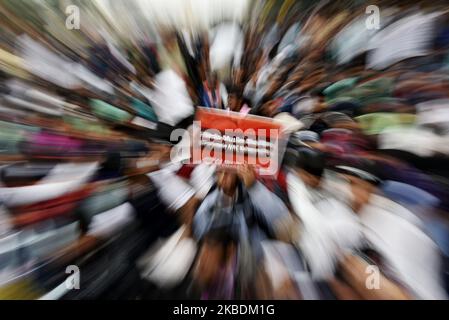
[176,164,196,179]
[277,169,287,194]
[12,202,77,227]
[10,184,97,227]
[11,184,96,214]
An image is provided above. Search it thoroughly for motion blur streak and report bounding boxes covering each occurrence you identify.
[1,0,449,300]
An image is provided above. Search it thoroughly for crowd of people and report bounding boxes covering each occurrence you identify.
[1,0,449,299]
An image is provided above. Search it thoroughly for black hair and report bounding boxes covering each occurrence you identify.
[102,151,124,174]
[310,86,326,98]
[258,95,272,107]
[203,226,239,247]
[309,119,330,135]
[294,147,326,178]
[0,70,9,94]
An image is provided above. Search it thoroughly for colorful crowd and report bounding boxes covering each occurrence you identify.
[1,0,449,299]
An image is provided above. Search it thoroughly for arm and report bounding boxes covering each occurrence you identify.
[191,190,218,240]
[238,165,291,238]
[247,180,290,225]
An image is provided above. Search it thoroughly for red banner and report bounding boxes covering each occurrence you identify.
[192,107,287,177]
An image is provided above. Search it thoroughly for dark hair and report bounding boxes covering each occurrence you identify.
[310,86,326,98]
[309,119,330,135]
[204,226,239,247]
[227,84,243,98]
[284,147,326,177]
[258,96,272,107]
[0,70,9,94]
[295,147,326,177]
[102,151,123,173]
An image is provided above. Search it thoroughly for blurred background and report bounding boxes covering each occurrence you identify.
[1,0,449,299]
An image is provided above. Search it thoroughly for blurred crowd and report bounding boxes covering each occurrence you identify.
[1,0,449,299]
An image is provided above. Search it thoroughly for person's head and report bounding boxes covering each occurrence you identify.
[309,118,330,134]
[216,169,239,196]
[292,130,325,150]
[141,75,154,88]
[265,73,285,97]
[194,229,237,288]
[346,175,376,212]
[293,147,326,188]
[258,97,280,118]
[310,88,326,112]
[227,92,243,112]
[289,67,304,84]
[101,151,124,175]
[333,165,380,212]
